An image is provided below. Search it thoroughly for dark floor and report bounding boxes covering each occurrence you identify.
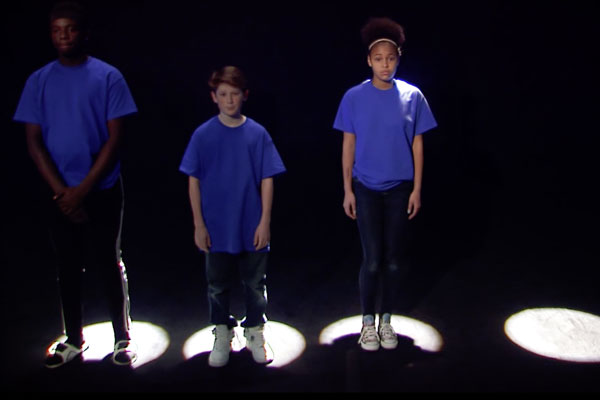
[2,185,599,393]
[3,0,600,394]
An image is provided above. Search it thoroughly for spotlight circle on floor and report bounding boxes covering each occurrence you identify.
[183,321,306,368]
[505,307,600,363]
[48,320,170,369]
[319,315,443,352]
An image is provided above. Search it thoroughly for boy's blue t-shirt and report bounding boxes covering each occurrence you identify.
[333,79,437,191]
[13,56,138,190]
[179,116,286,254]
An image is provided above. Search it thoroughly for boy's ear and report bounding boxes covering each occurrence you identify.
[210,90,218,103]
[243,89,249,101]
[367,55,372,67]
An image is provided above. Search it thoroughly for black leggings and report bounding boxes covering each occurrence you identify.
[353,178,412,317]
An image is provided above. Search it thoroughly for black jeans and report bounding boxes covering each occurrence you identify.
[44,179,131,346]
[205,251,269,329]
[353,178,412,317]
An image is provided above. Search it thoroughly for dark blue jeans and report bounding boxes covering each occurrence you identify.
[44,179,131,346]
[353,178,413,317]
[205,251,268,329]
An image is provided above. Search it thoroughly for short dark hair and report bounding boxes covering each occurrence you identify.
[361,17,405,53]
[49,1,89,31]
[208,66,248,91]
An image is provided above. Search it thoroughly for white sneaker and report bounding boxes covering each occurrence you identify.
[358,324,380,351]
[208,325,234,367]
[244,325,273,364]
[378,322,398,350]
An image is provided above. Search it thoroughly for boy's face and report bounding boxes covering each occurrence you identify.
[367,42,400,84]
[50,17,86,58]
[211,83,247,118]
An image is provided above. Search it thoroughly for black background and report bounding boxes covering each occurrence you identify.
[2,0,599,392]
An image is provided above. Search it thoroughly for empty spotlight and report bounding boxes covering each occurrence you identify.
[505,307,600,363]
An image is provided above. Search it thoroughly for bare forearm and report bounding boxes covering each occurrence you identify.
[188,176,206,228]
[260,177,274,225]
[342,132,356,194]
[78,118,124,195]
[412,134,424,192]
[25,123,66,195]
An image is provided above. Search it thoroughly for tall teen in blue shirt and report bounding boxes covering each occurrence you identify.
[13,2,138,368]
[180,66,286,367]
[334,17,437,351]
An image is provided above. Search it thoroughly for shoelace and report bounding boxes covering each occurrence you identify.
[379,323,396,340]
[358,325,379,344]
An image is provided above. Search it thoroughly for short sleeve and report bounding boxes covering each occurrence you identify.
[13,74,42,124]
[333,91,355,134]
[107,73,138,120]
[415,91,437,135]
[179,132,202,179]
[261,133,286,179]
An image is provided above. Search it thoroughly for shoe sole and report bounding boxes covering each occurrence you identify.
[45,343,89,369]
[208,359,228,367]
[380,341,398,350]
[112,353,138,366]
[360,343,380,351]
[208,350,231,367]
[45,353,83,369]
[245,346,274,364]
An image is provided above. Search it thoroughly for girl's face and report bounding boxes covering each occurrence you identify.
[211,83,247,118]
[367,42,400,87]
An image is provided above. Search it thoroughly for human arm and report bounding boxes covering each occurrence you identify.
[342,132,357,220]
[254,177,274,251]
[54,117,125,217]
[25,122,68,196]
[25,123,89,222]
[408,134,424,220]
[188,176,211,252]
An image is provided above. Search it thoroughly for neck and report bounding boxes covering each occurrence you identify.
[58,53,88,67]
[218,113,246,128]
[372,76,394,90]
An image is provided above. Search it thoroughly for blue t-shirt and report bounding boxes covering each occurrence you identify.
[179,116,286,254]
[13,56,138,190]
[334,79,437,191]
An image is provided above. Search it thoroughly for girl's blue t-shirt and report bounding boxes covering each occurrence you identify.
[333,79,437,191]
[179,116,286,254]
[13,57,138,190]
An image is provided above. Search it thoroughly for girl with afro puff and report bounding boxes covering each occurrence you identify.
[333,17,438,351]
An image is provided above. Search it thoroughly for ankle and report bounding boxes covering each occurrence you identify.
[380,313,392,324]
[362,314,375,326]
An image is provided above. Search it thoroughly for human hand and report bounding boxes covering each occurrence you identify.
[67,207,90,224]
[407,191,421,220]
[343,191,357,220]
[194,225,211,252]
[254,221,270,251]
[54,186,85,217]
